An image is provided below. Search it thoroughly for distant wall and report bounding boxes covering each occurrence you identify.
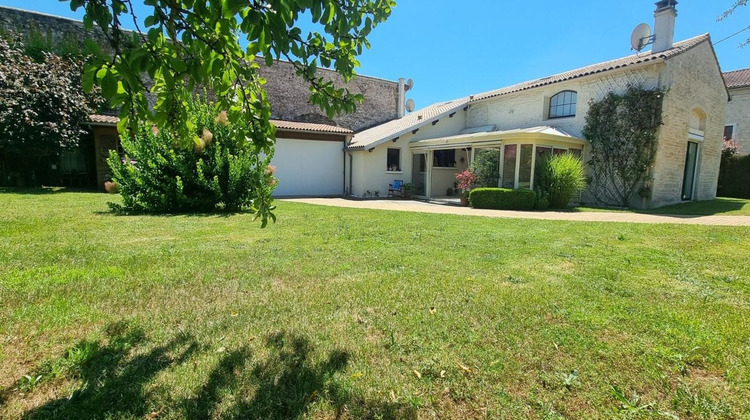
[726,86,750,155]
[0,5,398,132]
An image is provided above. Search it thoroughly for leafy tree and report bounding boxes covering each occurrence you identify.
[582,86,665,207]
[0,34,104,186]
[718,1,749,47]
[470,149,499,188]
[66,0,395,224]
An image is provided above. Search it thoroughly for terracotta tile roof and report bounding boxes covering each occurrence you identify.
[723,68,750,89]
[88,114,119,125]
[348,34,712,151]
[472,34,711,102]
[271,120,352,134]
[86,114,352,134]
[347,97,470,150]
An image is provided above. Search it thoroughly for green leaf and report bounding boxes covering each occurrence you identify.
[144,15,158,27]
[101,71,118,98]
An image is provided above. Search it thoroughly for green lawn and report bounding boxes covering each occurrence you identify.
[572,197,750,216]
[1,190,749,419]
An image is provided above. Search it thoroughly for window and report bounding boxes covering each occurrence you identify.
[61,149,88,174]
[386,148,401,171]
[548,90,577,119]
[518,144,533,189]
[433,149,456,167]
[724,125,735,140]
[502,144,517,188]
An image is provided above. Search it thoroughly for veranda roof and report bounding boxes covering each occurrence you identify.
[409,126,584,150]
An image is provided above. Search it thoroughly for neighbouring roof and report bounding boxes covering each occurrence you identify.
[88,114,119,125]
[347,97,470,150]
[409,126,584,150]
[87,114,352,135]
[472,34,711,102]
[272,120,352,134]
[723,68,750,89]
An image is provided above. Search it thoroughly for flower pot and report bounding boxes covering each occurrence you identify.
[460,196,469,206]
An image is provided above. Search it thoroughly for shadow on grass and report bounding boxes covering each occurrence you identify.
[183,331,416,420]
[18,321,199,420]
[637,198,749,216]
[11,327,414,419]
[92,206,249,218]
[0,187,100,195]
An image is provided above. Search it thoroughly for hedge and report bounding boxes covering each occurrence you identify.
[469,188,536,210]
[718,154,750,199]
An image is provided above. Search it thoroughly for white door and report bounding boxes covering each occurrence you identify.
[271,138,344,197]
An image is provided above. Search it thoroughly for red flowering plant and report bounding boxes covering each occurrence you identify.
[455,169,478,197]
[722,137,740,162]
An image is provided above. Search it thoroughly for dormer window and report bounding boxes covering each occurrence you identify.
[549,91,577,119]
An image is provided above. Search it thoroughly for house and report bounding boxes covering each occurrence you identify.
[724,68,750,154]
[346,0,728,208]
[0,6,402,195]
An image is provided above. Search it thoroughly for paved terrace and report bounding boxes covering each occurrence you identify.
[284,198,750,227]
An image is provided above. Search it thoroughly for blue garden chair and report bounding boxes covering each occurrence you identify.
[388,180,404,197]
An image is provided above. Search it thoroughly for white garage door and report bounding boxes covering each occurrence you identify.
[271,138,344,197]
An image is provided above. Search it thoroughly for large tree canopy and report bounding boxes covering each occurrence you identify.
[67,0,395,223]
[0,35,103,185]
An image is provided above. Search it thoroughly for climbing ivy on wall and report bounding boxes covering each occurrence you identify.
[582,86,666,207]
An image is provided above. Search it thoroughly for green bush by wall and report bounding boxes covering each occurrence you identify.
[469,188,536,210]
[718,154,750,199]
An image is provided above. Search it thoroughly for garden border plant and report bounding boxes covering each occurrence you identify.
[533,152,587,209]
[582,86,666,207]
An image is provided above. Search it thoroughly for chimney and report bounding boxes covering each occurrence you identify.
[652,0,677,53]
[397,78,405,118]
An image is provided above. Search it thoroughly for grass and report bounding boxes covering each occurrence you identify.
[571,197,750,216]
[1,190,749,419]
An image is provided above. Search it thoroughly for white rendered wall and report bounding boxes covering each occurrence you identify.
[271,138,344,197]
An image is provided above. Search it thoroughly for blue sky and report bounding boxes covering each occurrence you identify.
[1,1,748,110]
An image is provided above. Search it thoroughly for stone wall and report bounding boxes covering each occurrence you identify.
[0,5,398,132]
[652,41,726,207]
[726,86,750,155]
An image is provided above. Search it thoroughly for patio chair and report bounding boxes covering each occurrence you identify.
[388,179,404,197]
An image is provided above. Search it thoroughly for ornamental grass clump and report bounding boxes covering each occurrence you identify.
[107,98,276,215]
[534,153,586,209]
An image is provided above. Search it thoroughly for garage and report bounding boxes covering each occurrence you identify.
[270,121,352,197]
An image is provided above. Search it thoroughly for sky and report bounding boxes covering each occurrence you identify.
[1,1,748,110]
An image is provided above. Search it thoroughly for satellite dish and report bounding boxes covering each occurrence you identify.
[404,78,414,92]
[630,23,652,51]
[405,98,415,113]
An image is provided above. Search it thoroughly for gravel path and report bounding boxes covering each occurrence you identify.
[284,198,750,227]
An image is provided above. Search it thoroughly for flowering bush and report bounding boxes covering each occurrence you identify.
[455,170,477,192]
[722,138,740,161]
[107,98,275,214]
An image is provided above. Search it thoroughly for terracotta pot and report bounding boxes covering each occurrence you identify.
[460,196,469,207]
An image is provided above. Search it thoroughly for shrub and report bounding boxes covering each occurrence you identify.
[717,154,750,199]
[455,169,477,197]
[469,188,536,210]
[470,149,500,188]
[534,153,586,209]
[107,99,275,213]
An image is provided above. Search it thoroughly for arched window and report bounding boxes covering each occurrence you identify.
[689,108,706,133]
[549,91,577,119]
